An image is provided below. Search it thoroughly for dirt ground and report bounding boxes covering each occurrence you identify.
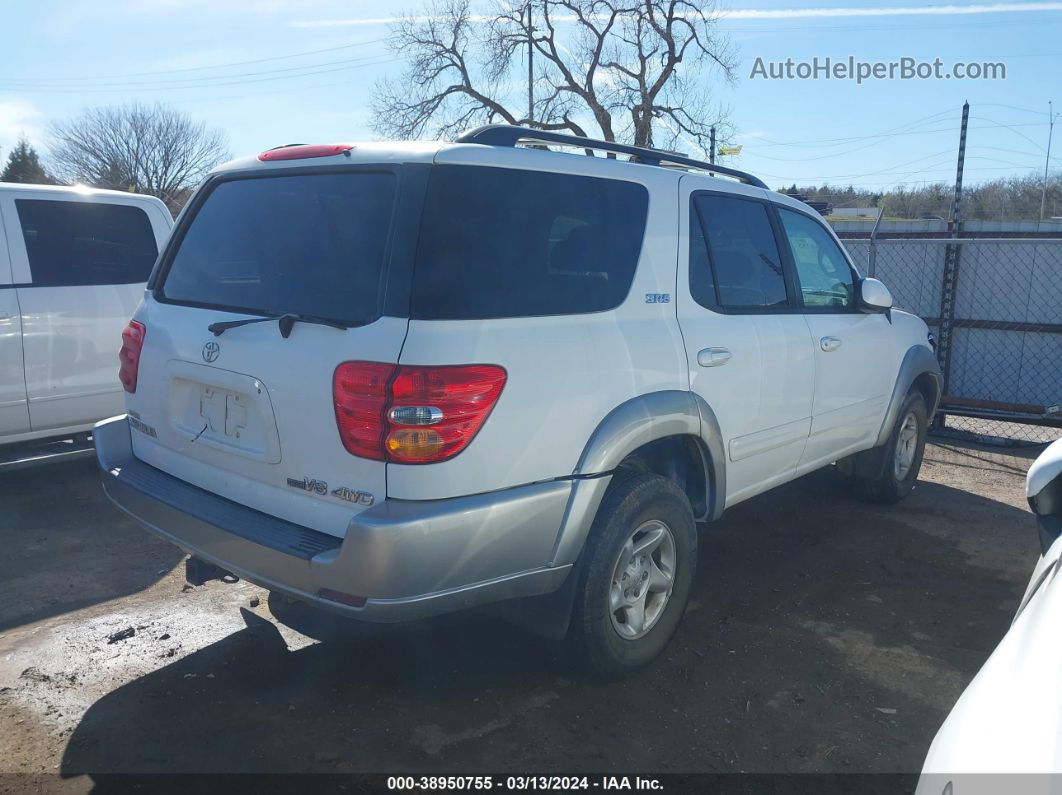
[0,440,1046,789]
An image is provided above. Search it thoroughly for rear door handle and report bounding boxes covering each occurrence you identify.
[820,336,842,352]
[697,347,732,367]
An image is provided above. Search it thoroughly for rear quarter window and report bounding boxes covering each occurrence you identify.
[411,165,649,320]
[16,199,158,287]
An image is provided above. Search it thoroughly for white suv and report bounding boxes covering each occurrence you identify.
[95,127,941,677]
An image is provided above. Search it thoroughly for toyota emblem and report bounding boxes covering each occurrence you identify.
[202,341,220,362]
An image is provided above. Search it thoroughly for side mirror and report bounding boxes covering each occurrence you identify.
[1028,439,1062,554]
[859,277,894,312]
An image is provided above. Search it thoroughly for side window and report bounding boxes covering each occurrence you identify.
[691,194,788,309]
[411,166,648,320]
[777,208,856,309]
[688,203,716,307]
[15,199,158,287]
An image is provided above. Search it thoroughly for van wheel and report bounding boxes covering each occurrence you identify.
[569,471,696,679]
[853,391,928,504]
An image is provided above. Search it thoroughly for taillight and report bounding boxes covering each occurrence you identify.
[332,362,506,464]
[388,365,507,463]
[118,320,146,393]
[332,362,394,459]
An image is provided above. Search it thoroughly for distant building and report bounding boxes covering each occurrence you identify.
[831,207,880,218]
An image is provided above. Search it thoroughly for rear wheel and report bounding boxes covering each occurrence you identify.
[853,391,928,503]
[569,471,696,679]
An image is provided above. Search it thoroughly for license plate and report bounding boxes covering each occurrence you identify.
[199,386,248,440]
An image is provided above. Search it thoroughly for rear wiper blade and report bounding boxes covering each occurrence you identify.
[208,312,350,338]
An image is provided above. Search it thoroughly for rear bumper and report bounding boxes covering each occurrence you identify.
[95,415,574,622]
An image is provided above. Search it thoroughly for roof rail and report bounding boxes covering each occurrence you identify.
[455,125,768,190]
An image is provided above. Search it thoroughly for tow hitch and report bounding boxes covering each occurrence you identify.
[185,556,239,587]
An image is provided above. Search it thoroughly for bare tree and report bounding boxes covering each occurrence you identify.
[48,103,230,210]
[372,0,736,155]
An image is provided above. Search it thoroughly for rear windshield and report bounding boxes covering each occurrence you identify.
[411,165,648,320]
[159,172,396,324]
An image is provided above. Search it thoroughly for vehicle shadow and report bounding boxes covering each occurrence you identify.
[58,465,1037,778]
[60,606,569,777]
[0,458,183,632]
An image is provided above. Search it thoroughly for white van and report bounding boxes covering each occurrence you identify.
[0,183,172,449]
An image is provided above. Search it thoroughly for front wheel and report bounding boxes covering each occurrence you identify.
[853,391,928,503]
[568,471,697,679]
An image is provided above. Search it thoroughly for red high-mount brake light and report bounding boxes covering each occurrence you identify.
[118,320,146,393]
[332,362,507,464]
[257,144,354,162]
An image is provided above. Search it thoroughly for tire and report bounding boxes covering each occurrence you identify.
[569,470,697,679]
[854,391,928,504]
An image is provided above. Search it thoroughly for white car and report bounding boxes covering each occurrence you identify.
[94,127,941,676]
[918,437,1062,792]
[0,183,172,451]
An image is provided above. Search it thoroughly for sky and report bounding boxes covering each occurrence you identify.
[0,0,1058,198]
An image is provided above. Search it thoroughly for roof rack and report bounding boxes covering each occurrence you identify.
[455,125,768,190]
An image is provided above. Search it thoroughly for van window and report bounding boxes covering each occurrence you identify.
[15,199,158,287]
[159,172,396,325]
[692,194,789,309]
[410,165,648,319]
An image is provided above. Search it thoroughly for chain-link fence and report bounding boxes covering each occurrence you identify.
[841,236,1062,446]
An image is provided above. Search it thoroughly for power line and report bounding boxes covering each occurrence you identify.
[973,143,1052,159]
[1,38,386,83]
[742,110,956,148]
[0,56,397,94]
[760,164,1048,186]
[965,154,1044,168]
[751,146,955,170]
[979,102,1058,116]
[750,114,957,160]
[183,70,400,105]
[769,163,1047,180]
[748,135,955,162]
[747,124,958,149]
[744,119,1049,150]
[970,115,1050,152]
[0,52,392,90]
[756,157,956,182]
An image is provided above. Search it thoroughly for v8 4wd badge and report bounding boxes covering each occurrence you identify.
[330,486,374,506]
[286,476,374,506]
[286,476,326,495]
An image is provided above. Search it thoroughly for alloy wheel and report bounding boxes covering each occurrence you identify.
[608,519,677,640]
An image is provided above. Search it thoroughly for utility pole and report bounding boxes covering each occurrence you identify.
[949,100,969,231]
[1040,100,1055,227]
[709,126,716,164]
[526,2,534,126]
[935,100,970,428]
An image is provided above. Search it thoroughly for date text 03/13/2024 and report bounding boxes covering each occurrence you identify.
[386,776,664,791]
